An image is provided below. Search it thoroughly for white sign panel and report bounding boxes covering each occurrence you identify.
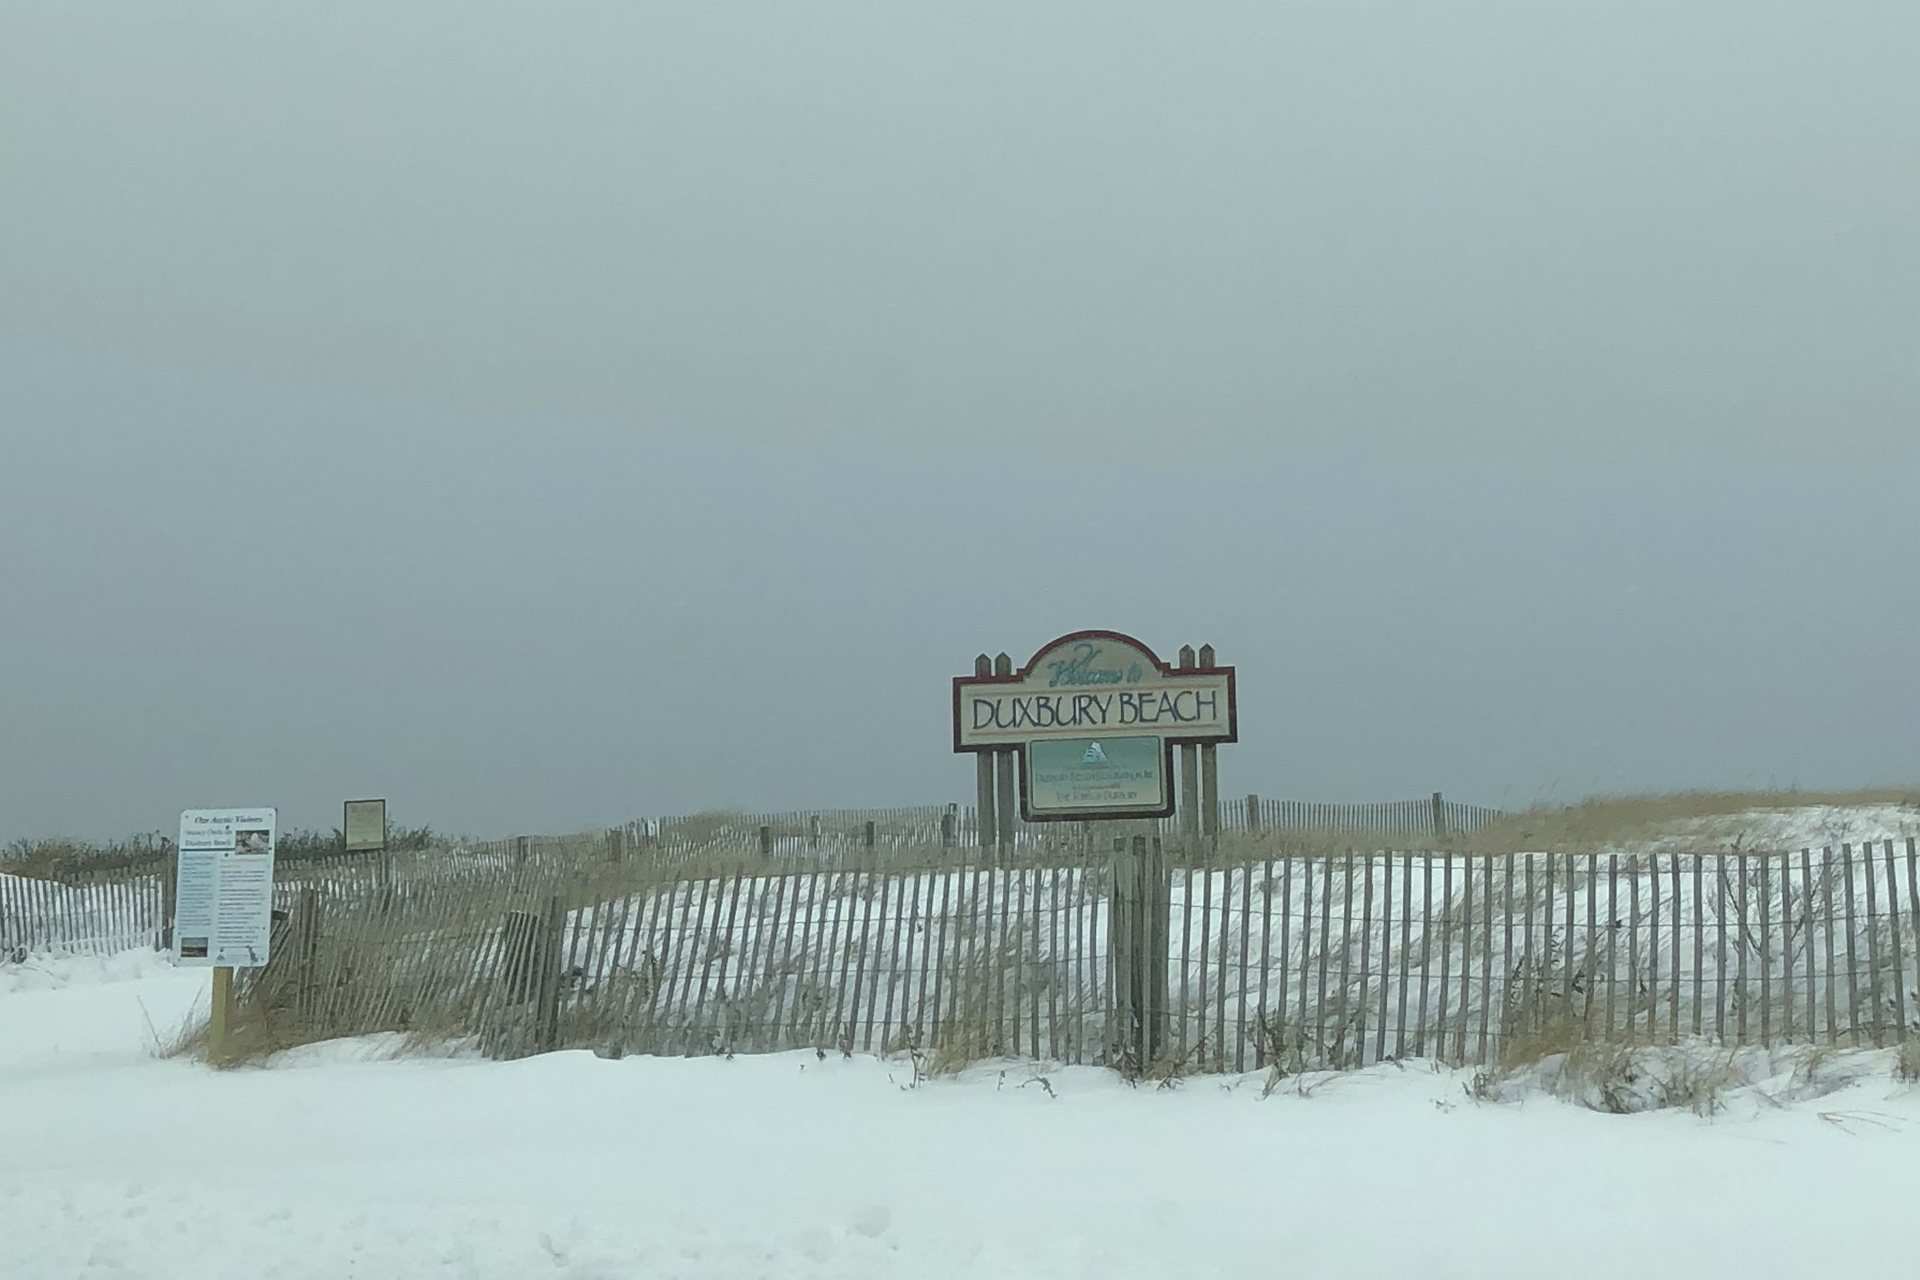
[174,808,277,968]
[954,632,1236,751]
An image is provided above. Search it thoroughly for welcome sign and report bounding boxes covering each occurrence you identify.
[953,631,1236,822]
[953,632,1235,751]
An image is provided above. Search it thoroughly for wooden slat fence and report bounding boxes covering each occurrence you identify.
[2,795,1504,958]
[22,805,1915,1078]
[0,872,163,957]
[1242,796,1508,840]
[208,837,1920,1073]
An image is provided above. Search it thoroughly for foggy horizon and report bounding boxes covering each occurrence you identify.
[4,5,1918,842]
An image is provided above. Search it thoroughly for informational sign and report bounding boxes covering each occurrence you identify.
[1026,736,1168,819]
[953,631,1235,751]
[174,808,276,968]
[343,798,388,853]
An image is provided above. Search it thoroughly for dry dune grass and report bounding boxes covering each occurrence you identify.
[1458,788,1920,856]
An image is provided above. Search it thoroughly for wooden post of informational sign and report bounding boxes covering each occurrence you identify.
[993,653,1018,860]
[209,965,234,1061]
[1110,835,1140,1067]
[1109,828,1171,1069]
[1198,645,1221,846]
[1178,646,1202,855]
[974,655,997,861]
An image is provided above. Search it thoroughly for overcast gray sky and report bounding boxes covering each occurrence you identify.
[3,4,1917,840]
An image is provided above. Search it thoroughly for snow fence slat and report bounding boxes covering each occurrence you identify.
[1436,854,1453,1067]
[1843,844,1863,1046]
[1758,854,1771,1044]
[1863,843,1885,1048]
[1393,854,1411,1061]
[1888,841,1910,1040]
[1244,859,1259,1074]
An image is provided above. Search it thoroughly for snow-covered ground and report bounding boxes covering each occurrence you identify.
[4,949,1919,1278]
[1630,803,1920,855]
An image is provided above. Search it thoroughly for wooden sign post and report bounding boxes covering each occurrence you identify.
[209,965,234,1059]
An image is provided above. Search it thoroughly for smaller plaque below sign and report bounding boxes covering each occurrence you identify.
[1025,735,1169,820]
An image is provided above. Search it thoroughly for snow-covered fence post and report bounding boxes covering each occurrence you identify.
[158,839,178,952]
[293,887,320,1020]
[487,902,563,1058]
[501,909,541,1004]
[535,896,565,1053]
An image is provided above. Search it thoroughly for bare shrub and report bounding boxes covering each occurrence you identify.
[926,971,1006,1076]
[1896,1040,1920,1084]
[1496,1007,1585,1074]
[2,835,169,882]
[1648,1051,1742,1117]
[1483,993,1753,1116]
[1560,1041,1649,1114]
[1253,1015,1314,1093]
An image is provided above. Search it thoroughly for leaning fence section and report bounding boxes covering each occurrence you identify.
[556,863,1114,1065]
[231,855,1119,1067]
